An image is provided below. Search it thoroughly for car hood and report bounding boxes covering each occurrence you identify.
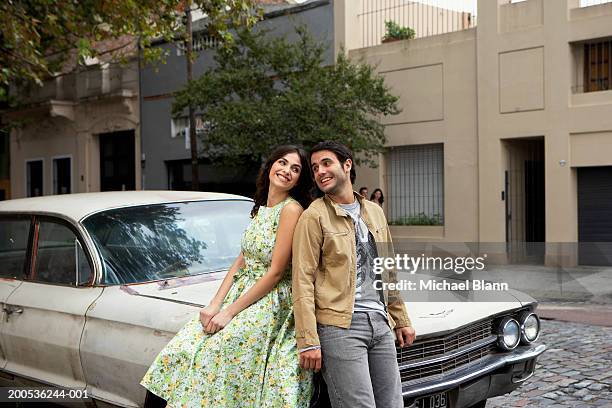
[406,301,524,338]
[124,273,534,338]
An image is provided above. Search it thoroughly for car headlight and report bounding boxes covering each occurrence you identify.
[497,317,520,351]
[519,311,540,344]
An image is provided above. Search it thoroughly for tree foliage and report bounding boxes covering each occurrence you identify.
[172,27,401,166]
[0,0,260,93]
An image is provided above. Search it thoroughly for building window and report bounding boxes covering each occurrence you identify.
[170,115,209,150]
[584,40,611,92]
[53,157,71,195]
[387,144,444,225]
[26,159,43,197]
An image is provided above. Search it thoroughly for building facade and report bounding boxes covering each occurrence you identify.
[4,55,141,198]
[345,0,612,266]
[140,0,334,195]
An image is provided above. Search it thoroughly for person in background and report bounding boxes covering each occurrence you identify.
[359,186,368,198]
[370,188,384,207]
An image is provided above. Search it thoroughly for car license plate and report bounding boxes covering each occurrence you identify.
[415,391,449,408]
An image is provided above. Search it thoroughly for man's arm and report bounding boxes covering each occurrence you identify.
[381,220,416,347]
[292,210,322,350]
[383,217,413,329]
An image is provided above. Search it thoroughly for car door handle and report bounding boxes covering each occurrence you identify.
[3,307,23,321]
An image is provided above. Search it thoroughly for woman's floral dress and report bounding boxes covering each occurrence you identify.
[141,197,313,407]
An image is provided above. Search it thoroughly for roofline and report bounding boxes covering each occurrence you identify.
[150,0,330,47]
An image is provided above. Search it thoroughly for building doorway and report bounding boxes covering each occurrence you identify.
[578,166,612,266]
[99,130,135,191]
[503,138,545,263]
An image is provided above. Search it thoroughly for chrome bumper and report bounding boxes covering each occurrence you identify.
[402,343,546,399]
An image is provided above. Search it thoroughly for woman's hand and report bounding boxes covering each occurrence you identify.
[199,303,221,328]
[204,308,235,334]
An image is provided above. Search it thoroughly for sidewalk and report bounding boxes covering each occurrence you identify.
[538,302,612,327]
[484,264,612,305]
[485,264,612,327]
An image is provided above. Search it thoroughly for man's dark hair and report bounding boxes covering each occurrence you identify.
[311,141,356,184]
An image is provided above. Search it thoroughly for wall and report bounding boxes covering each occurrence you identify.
[477,0,612,252]
[350,28,479,242]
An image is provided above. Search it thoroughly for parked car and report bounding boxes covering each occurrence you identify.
[0,191,545,408]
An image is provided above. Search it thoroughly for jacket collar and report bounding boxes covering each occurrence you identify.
[324,191,366,217]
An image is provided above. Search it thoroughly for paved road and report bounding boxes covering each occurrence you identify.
[487,319,612,407]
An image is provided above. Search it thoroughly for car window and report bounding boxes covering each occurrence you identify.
[34,220,92,285]
[0,217,31,279]
[82,200,252,285]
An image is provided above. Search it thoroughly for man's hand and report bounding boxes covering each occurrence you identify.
[299,348,322,372]
[199,304,221,328]
[396,326,416,348]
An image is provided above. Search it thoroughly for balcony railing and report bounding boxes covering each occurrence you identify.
[358,0,477,48]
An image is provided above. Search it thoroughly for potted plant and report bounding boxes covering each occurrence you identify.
[381,20,415,43]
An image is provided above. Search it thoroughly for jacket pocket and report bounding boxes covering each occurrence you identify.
[322,230,350,267]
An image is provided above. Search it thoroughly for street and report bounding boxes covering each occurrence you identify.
[488,312,612,407]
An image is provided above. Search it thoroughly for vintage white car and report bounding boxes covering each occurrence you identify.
[0,191,545,408]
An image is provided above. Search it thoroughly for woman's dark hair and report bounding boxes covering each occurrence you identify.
[370,188,384,204]
[251,145,313,217]
[310,141,356,184]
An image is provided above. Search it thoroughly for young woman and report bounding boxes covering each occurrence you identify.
[370,188,384,207]
[141,145,314,407]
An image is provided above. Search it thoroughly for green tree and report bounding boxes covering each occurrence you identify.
[0,0,260,92]
[172,27,401,167]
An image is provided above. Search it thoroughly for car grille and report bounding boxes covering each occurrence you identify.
[397,319,496,383]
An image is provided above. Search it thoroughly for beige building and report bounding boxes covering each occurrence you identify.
[4,58,141,198]
[337,0,612,266]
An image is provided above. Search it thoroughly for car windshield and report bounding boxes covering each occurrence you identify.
[82,200,252,285]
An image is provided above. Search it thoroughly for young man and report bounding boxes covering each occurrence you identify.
[292,141,416,408]
[359,186,368,198]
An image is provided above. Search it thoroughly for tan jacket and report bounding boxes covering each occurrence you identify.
[292,193,412,349]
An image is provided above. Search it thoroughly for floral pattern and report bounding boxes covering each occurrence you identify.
[141,197,312,407]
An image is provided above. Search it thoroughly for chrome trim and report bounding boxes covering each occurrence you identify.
[78,197,253,223]
[497,317,520,351]
[519,311,541,344]
[402,344,546,399]
[512,368,535,384]
[398,335,497,371]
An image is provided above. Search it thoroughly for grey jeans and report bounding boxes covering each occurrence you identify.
[318,311,403,408]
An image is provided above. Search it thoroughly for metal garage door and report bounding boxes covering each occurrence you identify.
[578,166,612,266]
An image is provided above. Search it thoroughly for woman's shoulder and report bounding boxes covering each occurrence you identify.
[281,198,304,216]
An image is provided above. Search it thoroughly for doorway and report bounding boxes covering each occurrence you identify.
[578,166,612,266]
[503,138,545,263]
[99,130,135,191]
